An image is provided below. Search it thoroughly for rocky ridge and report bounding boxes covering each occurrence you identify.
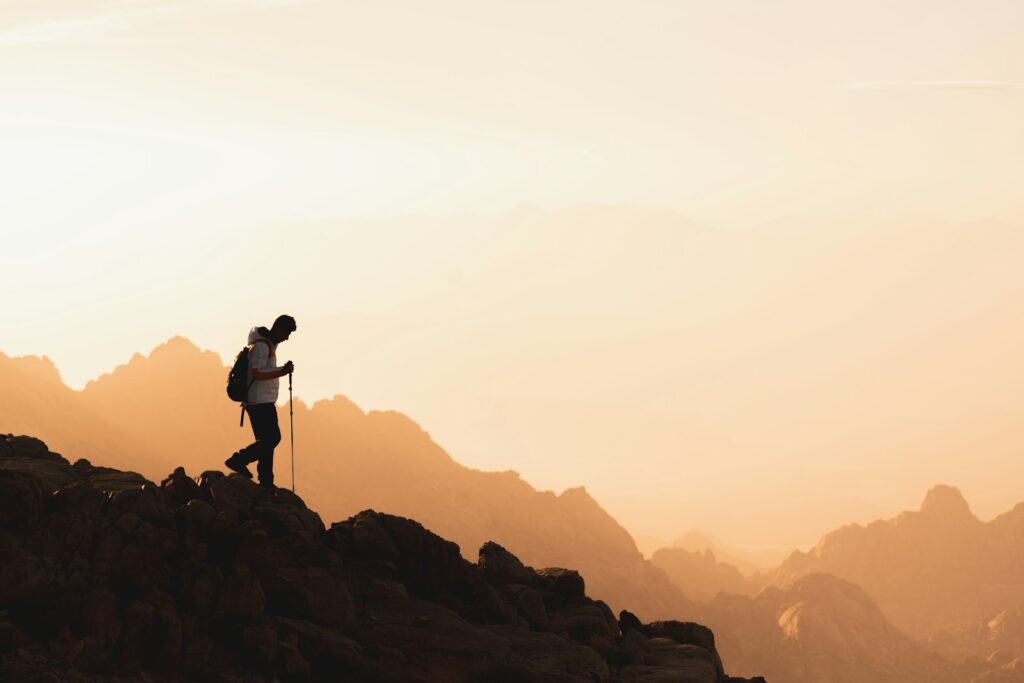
[0,433,764,683]
[0,341,696,623]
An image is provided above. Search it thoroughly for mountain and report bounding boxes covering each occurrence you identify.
[0,433,764,682]
[769,485,1024,640]
[1,339,693,622]
[929,608,1024,668]
[697,573,959,683]
[671,531,791,577]
[650,547,753,601]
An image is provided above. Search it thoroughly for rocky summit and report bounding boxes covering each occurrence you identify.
[0,434,765,683]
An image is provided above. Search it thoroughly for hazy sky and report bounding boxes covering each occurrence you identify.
[4,0,1023,549]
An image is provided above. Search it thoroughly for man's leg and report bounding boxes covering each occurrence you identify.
[255,405,281,488]
[233,404,278,483]
[225,406,264,477]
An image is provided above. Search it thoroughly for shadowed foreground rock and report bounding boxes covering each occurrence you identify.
[0,434,765,682]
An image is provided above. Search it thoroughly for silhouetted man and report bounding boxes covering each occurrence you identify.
[225,315,296,488]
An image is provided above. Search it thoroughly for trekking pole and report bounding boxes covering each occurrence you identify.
[289,371,295,493]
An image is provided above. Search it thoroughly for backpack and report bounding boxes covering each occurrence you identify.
[226,340,271,424]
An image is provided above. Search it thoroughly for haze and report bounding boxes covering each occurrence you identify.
[3,0,1023,550]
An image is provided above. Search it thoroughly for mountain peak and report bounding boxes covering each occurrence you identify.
[1,352,64,387]
[919,484,972,518]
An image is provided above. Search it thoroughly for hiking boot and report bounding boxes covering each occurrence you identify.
[224,454,253,479]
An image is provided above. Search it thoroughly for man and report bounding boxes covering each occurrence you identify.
[224,314,296,488]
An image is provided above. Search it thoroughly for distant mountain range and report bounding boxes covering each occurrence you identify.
[671,531,791,577]
[648,486,1024,681]
[768,484,1024,641]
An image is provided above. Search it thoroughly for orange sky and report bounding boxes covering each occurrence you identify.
[3,0,1023,550]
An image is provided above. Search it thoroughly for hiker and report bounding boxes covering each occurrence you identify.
[225,315,296,488]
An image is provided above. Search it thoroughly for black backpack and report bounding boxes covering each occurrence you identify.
[226,339,271,425]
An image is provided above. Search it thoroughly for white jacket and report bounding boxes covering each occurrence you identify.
[246,326,283,405]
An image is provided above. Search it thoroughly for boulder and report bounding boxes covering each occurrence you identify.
[516,589,550,630]
[478,541,534,586]
[160,466,206,508]
[536,567,586,604]
[0,470,45,530]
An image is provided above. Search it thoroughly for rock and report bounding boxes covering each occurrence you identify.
[204,472,259,520]
[154,608,183,669]
[82,586,120,643]
[217,565,265,620]
[50,481,104,518]
[620,609,643,634]
[516,589,550,630]
[621,637,720,682]
[643,621,724,680]
[644,620,717,654]
[478,541,534,586]
[0,458,78,495]
[252,502,324,543]
[6,436,62,462]
[243,624,278,664]
[119,600,156,670]
[275,617,364,668]
[87,470,151,493]
[548,604,619,643]
[175,499,216,539]
[160,466,206,507]
[536,567,586,604]
[0,470,45,530]
[329,510,400,565]
[105,483,166,520]
[0,617,14,654]
[273,487,308,509]
[275,640,310,676]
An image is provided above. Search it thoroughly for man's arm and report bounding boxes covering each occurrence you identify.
[252,365,291,380]
[249,342,293,379]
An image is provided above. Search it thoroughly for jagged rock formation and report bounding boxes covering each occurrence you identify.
[0,434,764,682]
[768,485,1024,640]
[0,341,692,623]
[650,547,753,601]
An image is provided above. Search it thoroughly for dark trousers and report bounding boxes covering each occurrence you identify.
[239,403,280,486]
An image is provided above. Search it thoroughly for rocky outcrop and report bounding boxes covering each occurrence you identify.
[0,434,764,682]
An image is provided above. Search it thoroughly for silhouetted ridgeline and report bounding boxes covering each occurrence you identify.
[0,339,695,623]
[0,434,765,682]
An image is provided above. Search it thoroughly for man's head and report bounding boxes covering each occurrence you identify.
[270,314,297,343]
